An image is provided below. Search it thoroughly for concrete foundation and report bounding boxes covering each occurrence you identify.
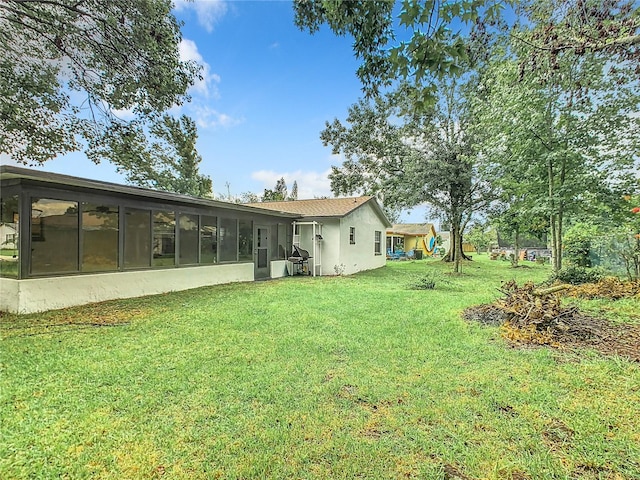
[0,263,254,314]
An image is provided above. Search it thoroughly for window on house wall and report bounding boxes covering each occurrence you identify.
[153,211,176,267]
[238,219,253,262]
[178,213,199,265]
[82,202,119,272]
[350,226,356,244]
[0,194,19,278]
[219,217,238,262]
[200,215,217,263]
[31,198,79,274]
[374,230,382,254]
[124,208,151,268]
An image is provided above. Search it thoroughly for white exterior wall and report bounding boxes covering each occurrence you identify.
[339,205,387,275]
[296,219,341,276]
[297,202,387,276]
[270,260,288,279]
[0,277,19,313]
[0,263,253,314]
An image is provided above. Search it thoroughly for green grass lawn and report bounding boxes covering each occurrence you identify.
[1,256,639,479]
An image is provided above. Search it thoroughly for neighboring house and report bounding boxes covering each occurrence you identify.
[495,231,551,259]
[1,166,300,314]
[386,223,438,257]
[0,222,18,251]
[246,197,392,276]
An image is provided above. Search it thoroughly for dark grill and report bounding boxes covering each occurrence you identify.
[288,245,311,275]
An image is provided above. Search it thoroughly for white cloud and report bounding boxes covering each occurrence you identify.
[173,0,227,32]
[193,105,243,129]
[251,168,333,199]
[111,107,136,120]
[179,39,220,98]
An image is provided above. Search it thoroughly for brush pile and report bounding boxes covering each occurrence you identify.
[567,277,640,300]
[463,280,640,361]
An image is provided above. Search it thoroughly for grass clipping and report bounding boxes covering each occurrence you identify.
[463,280,640,362]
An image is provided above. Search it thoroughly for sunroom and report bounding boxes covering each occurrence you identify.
[0,166,298,313]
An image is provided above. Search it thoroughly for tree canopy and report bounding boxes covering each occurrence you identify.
[97,114,213,197]
[295,0,639,106]
[324,79,492,272]
[0,0,199,164]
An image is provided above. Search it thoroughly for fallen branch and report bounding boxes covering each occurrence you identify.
[533,284,571,296]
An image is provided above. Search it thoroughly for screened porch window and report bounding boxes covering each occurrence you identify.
[219,217,238,262]
[124,208,151,268]
[31,198,79,274]
[0,195,19,278]
[238,220,253,262]
[179,213,199,265]
[153,211,175,267]
[82,203,119,272]
[200,215,217,263]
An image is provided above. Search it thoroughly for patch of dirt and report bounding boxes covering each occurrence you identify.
[443,463,475,480]
[462,304,507,326]
[0,305,151,338]
[463,281,640,362]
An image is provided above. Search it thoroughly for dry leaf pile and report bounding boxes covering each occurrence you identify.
[567,276,640,300]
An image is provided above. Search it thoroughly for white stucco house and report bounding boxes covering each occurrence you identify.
[247,197,392,276]
[1,166,391,313]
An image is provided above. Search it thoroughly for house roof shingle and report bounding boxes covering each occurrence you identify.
[246,196,369,217]
[246,196,392,227]
[387,223,436,236]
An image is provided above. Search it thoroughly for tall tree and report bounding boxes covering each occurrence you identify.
[475,20,639,270]
[288,180,299,201]
[0,0,199,164]
[262,177,288,202]
[97,115,212,197]
[324,80,492,273]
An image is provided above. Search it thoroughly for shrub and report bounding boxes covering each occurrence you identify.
[551,265,606,285]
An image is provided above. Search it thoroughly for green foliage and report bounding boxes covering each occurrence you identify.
[551,265,606,285]
[289,180,299,201]
[474,15,640,271]
[295,0,639,108]
[0,0,199,164]
[409,274,436,290]
[324,79,492,272]
[408,270,453,290]
[262,177,288,202]
[261,177,302,202]
[99,115,212,197]
[564,223,599,267]
[465,223,496,253]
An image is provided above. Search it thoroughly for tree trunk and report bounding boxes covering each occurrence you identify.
[442,224,471,273]
[512,230,520,267]
[548,157,561,272]
[556,208,563,270]
[453,225,461,274]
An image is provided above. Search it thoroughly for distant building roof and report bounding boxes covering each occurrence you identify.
[387,223,436,235]
[246,196,392,227]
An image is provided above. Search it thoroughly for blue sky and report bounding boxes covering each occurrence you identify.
[1,0,429,222]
